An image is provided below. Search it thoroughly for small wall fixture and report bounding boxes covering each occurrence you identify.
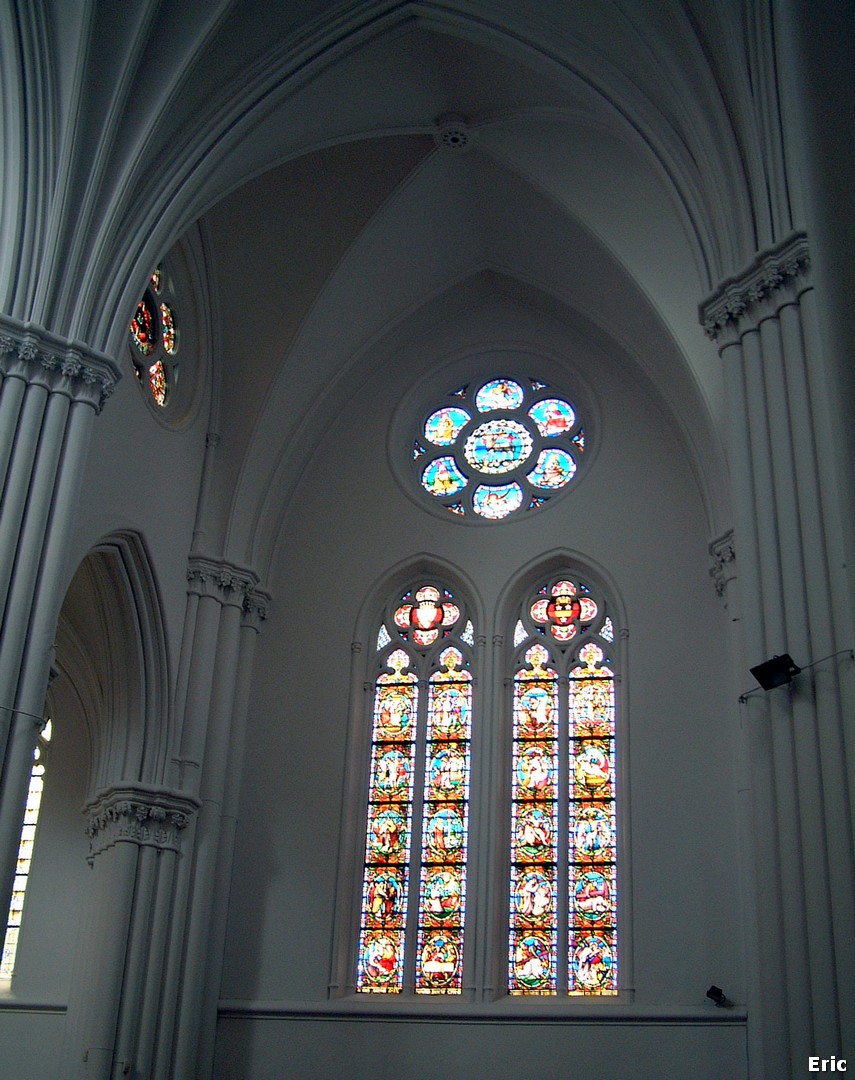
[706,985,731,1008]
[749,653,801,691]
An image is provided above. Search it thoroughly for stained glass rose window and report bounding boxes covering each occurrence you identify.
[413,378,585,520]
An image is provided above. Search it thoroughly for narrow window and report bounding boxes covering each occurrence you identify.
[357,584,473,994]
[509,578,617,995]
[1,718,51,979]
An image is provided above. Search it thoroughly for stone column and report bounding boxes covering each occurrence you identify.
[61,785,200,1080]
[0,315,118,941]
[701,234,855,1076]
[165,557,269,1080]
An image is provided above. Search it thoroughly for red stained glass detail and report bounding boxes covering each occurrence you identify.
[130,298,156,355]
[149,360,167,406]
[160,303,176,353]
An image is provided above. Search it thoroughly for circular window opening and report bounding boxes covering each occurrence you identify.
[128,265,180,409]
[413,377,586,520]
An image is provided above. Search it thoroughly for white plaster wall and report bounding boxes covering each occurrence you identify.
[218,302,745,1075]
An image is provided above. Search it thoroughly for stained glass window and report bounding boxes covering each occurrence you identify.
[1,719,51,980]
[509,577,617,996]
[414,376,585,520]
[357,583,474,994]
[128,265,179,409]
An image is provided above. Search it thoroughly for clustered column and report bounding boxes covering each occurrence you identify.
[0,315,119,949]
[701,233,855,1075]
[169,557,269,1080]
[61,785,201,1079]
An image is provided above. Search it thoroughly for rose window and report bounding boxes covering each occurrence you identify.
[414,377,585,520]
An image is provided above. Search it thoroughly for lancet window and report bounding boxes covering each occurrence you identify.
[357,583,475,994]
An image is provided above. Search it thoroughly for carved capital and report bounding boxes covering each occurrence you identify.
[699,233,810,343]
[0,315,120,412]
[709,529,736,598]
[84,784,201,863]
[187,555,258,607]
[242,588,271,631]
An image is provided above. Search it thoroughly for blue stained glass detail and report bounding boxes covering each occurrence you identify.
[422,457,467,497]
[464,420,533,474]
[475,379,524,412]
[424,407,471,446]
[527,449,576,490]
[472,483,524,519]
[528,398,575,437]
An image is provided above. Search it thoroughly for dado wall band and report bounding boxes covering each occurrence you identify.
[0,315,120,985]
[701,235,855,1076]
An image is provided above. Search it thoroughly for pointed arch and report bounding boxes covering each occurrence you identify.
[497,550,631,998]
[54,531,172,793]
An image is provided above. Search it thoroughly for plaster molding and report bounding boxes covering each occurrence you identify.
[699,233,810,341]
[0,315,120,412]
[84,783,201,863]
[709,530,736,598]
[186,555,259,608]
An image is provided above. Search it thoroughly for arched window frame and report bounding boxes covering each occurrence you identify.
[500,566,630,1001]
[332,559,631,1009]
[353,578,477,996]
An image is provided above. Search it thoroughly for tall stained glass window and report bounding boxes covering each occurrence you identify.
[129,265,180,408]
[357,584,473,994]
[1,718,51,979]
[509,577,617,995]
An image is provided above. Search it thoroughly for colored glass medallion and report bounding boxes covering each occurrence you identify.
[149,360,168,406]
[130,298,156,354]
[528,398,575,436]
[527,449,576,490]
[472,483,523,519]
[150,266,162,293]
[425,407,470,446]
[422,457,467,497]
[160,303,177,353]
[475,378,524,412]
[464,420,533,474]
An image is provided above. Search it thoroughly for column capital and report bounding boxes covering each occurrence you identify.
[699,233,810,343]
[709,529,737,598]
[0,314,120,412]
[242,588,271,631]
[186,555,259,608]
[84,783,201,863]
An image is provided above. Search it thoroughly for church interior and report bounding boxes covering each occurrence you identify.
[0,2,853,1078]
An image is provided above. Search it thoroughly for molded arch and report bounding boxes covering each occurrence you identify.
[53,532,172,796]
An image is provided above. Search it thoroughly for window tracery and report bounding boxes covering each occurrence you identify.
[129,265,180,408]
[414,377,585,520]
[358,584,473,994]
